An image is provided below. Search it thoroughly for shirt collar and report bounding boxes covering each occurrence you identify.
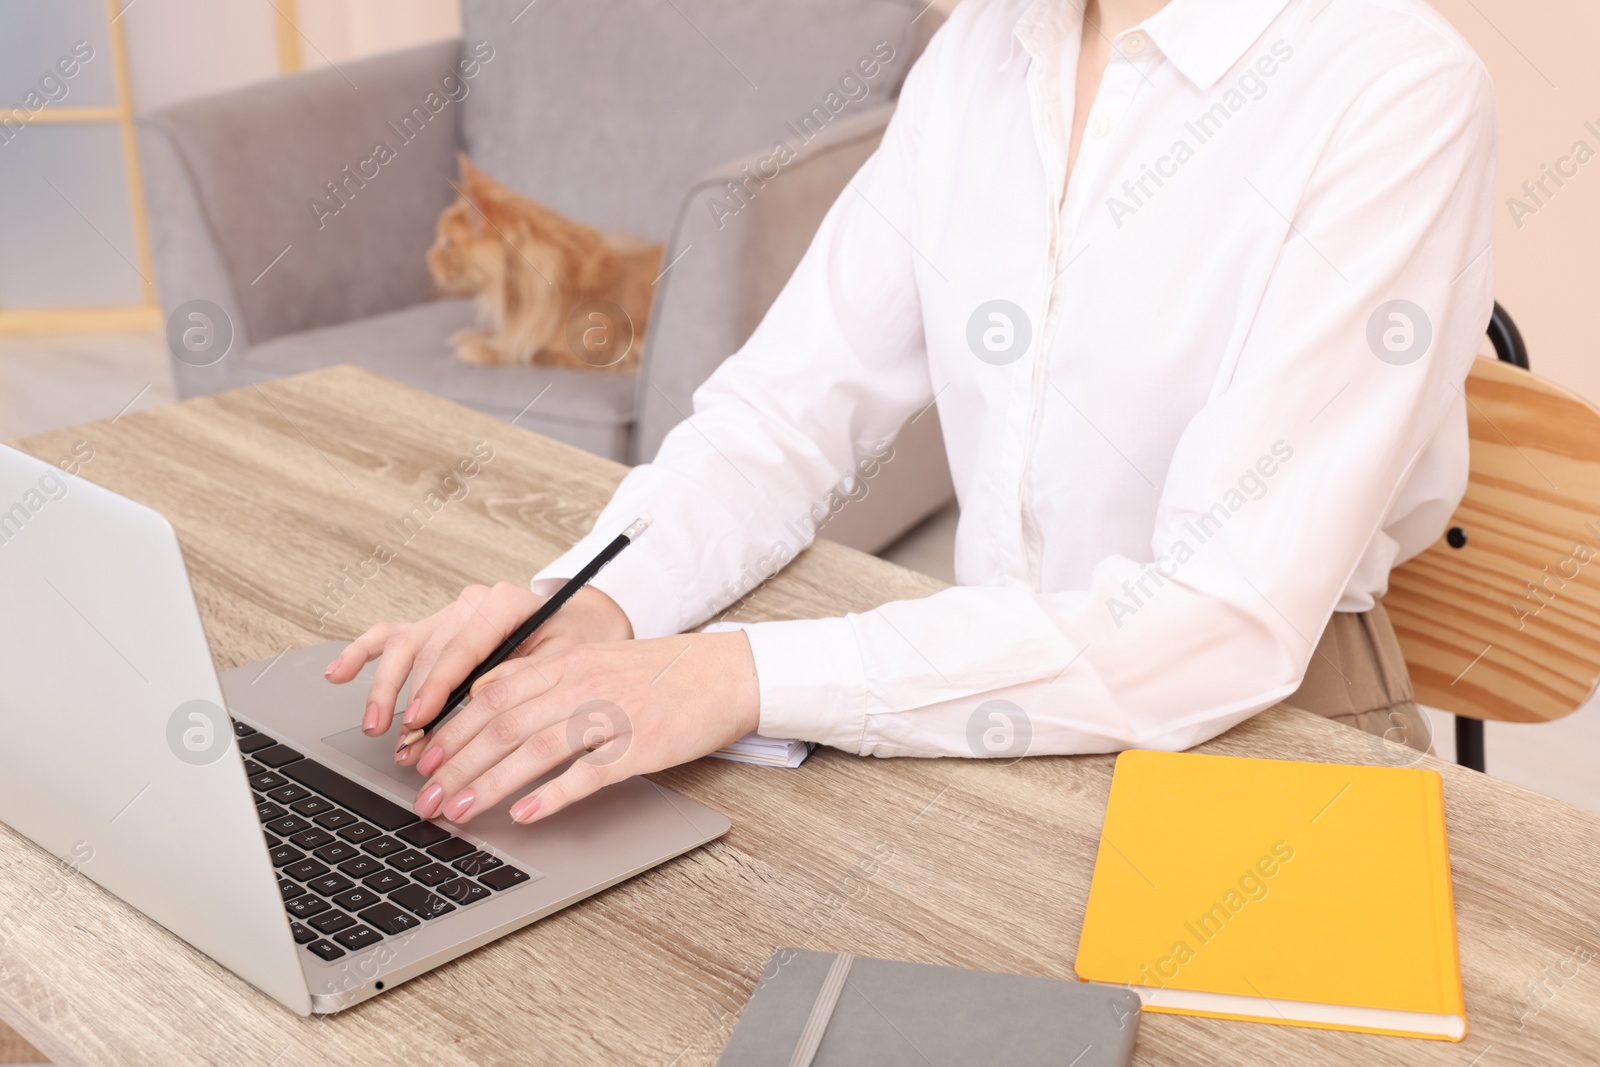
[1009,0,1078,71]
[1010,0,1296,91]
[1142,0,1297,89]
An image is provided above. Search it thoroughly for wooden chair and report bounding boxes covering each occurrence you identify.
[1383,304,1600,772]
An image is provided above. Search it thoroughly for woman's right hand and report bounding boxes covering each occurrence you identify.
[323,583,634,759]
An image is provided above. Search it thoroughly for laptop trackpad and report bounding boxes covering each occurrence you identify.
[321,722,428,792]
[321,721,569,797]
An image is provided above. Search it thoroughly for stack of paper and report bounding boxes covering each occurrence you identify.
[708,733,815,768]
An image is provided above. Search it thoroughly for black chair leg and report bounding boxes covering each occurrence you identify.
[1455,716,1486,773]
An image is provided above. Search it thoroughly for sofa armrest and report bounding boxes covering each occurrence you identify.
[632,102,897,465]
[137,38,468,373]
[631,101,955,554]
[137,114,253,399]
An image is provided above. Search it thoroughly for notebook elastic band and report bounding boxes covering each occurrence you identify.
[788,952,854,1067]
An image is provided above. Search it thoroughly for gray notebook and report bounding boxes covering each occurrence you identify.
[717,949,1142,1067]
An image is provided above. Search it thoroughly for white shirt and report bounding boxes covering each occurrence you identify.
[535,0,1497,758]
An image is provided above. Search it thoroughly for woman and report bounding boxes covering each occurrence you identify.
[325,0,1495,827]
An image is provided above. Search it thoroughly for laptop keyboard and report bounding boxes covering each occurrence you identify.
[235,720,531,963]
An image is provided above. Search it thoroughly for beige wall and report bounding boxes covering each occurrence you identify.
[1431,0,1600,404]
[121,0,460,112]
[296,0,461,70]
[121,0,279,111]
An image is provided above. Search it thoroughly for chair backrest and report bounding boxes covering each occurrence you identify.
[460,0,928,241]
[1383,356,1600,723]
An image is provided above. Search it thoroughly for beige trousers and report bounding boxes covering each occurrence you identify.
[1284,602,1433,754]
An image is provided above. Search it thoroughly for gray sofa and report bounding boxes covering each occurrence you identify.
[137,0,954,553]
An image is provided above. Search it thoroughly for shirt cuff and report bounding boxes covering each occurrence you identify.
[736,616,869,752]
[531,529,684,640]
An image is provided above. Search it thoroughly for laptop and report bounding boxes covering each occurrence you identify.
[0,443,730,1014]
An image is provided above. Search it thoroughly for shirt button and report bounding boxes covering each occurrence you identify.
[1090,114,1111,138]
[1122,31,1147,55]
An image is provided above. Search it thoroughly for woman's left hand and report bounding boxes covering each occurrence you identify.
[407,630,760,825]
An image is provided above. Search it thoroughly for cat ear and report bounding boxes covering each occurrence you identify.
[475,187,519,230]
[469,172,523,225]
[455,153,491,205]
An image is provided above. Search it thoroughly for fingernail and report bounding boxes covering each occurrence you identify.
[400,698,420,726]
[442,790,475,822]
[414,782,444,818]
[323,657,339,678]
[510,792,542,823]
[417,746,445,777]
[395,730,423,761]
[361,703,379,735]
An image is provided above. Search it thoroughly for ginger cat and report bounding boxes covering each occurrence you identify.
[428,155,662,372]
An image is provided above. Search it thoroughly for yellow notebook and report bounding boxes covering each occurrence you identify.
[1075,750,1465,1040]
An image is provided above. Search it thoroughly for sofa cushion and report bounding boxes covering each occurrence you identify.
[461,0,923,241]
[242,298,637,460]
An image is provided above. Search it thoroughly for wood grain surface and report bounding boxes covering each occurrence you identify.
[1385,356,1600,723]
[2,366,1598,1066]
[0,1030,37,1064]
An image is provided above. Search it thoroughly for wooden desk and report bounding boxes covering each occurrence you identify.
[3,366,1597,1066]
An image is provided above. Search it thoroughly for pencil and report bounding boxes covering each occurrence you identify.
[395,515,651,755]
